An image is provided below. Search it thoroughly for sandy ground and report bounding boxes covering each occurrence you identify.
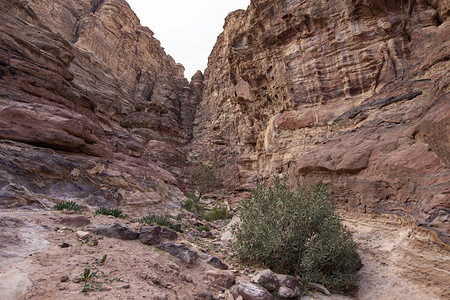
[0,208,448,300]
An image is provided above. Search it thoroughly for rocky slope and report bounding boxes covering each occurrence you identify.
[0,0,202,216]
[191,0,449,243]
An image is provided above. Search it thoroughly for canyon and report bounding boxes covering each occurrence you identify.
[0,0,449,299]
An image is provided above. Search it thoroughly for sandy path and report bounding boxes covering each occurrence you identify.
[0,209,448,300]
[0,211,50,300]
[343,212,449,300]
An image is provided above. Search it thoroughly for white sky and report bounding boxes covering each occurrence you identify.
[126,0,250,80]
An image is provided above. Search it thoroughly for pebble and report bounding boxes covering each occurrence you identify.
[60,242,70,248]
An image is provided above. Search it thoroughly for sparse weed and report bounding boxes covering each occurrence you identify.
[53,201,82,213]
[141,214,181,232]
[95,207,127,219]
[197,225,211,232]
[202,204,231,221]
[95,254,107,265]
[83,236,98,246]
[81,268,99,282]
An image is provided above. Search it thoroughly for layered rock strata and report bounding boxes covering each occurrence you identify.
[0,0,201,215]
[192,0,449,242]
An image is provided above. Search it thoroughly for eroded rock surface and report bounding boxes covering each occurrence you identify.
[191,0,450,243]
[0,0,202,216]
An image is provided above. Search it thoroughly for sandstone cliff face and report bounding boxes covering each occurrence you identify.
[192,0,449,242]
[0,0,201,215]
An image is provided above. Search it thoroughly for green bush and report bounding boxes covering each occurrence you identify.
[95,207,127,219]
[53,201,82,213]
[141,214,181,232]
[197,225,211,232]
[183,198,195,211]
[232,176,360,292]
[190,163,222,200]
[203,204,231,221]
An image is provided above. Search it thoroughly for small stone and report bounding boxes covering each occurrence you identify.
[308,282,331,295]
[153,292,168,300]
[197,291,214,300]
[224,290,234,300]
[76,231,90,240]
[60,242,70,248]
[200,231,214,238]
[208,256,228,270]
[121,284,131,289]
[60,276,69,282]
[72,277,81,283]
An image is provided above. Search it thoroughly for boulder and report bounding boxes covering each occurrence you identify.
[160,227,178,240]
[86,223,138,240]
[252,269,278,291]
[276,286,298,299]
[155,243,198,264]
[59,216,90,227]
[230,282,273,300]
[275,274,301,296]
[207,256,228,270]
[139,225,162,245]
[206,270,235,288]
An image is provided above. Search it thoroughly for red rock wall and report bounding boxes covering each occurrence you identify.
[0,0,201,215]
[192,0,449,242]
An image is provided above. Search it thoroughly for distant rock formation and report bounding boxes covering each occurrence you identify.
[191,0,449,243]
[0,0,202,215]
[0,0,448,244]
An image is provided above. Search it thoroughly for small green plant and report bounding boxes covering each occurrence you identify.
[83,236,98,246]
[53,201,82,213]
[141,214,181,232]
[94,207,127,219]
[197,225,211,232]
[183,198,194,211]
[81,268,99,282]
[202,204,231,221]
[232,176,360,293]
[95,254,107,265]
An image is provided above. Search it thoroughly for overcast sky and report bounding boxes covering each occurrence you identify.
[126,0,250,80]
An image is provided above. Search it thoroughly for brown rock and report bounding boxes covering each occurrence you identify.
[230,282,273,300]
[252,269,278,291]
[87,223,138,240]
[76,231,90,240]
[0,0,201,214]
[139,225,162,245]
[206,270,235,289]
[59,216,90,227]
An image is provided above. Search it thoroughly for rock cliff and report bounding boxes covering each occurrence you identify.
[0,0,201,216]
[192,0,449,242]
